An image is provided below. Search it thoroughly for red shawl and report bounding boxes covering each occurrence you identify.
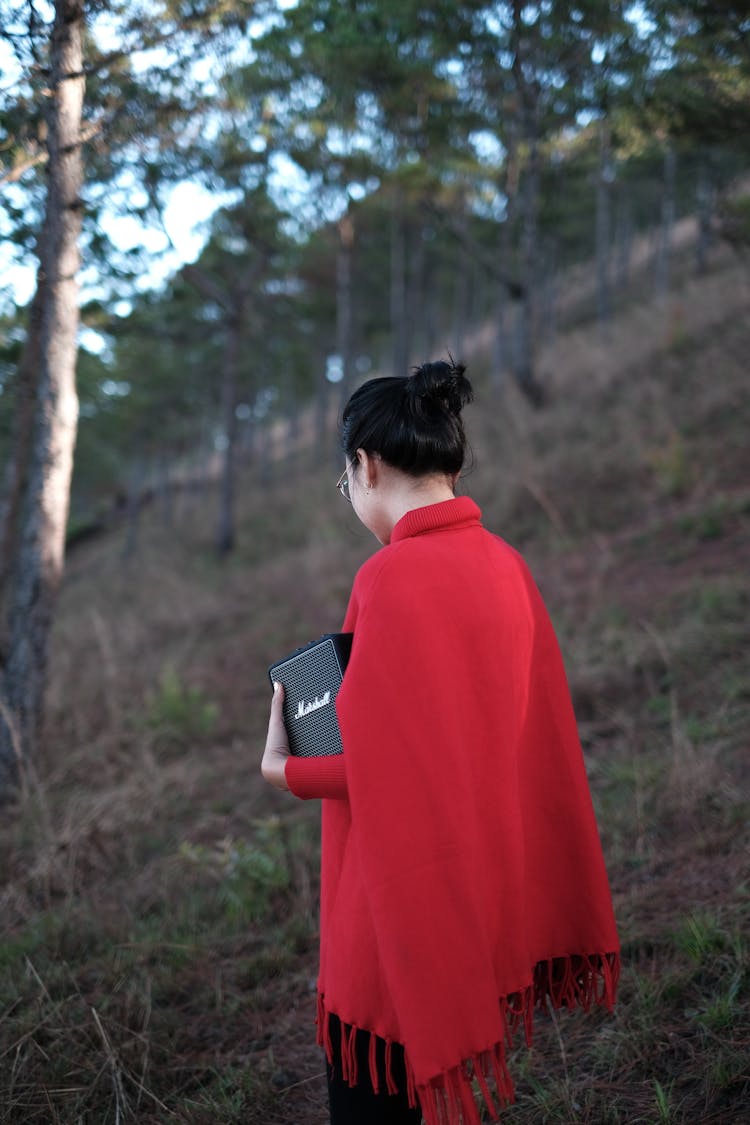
[286,497,619,1125]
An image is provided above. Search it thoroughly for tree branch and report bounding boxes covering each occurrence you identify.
[420,201,525,298]
[0,117,104,187]
[182,264,234,310]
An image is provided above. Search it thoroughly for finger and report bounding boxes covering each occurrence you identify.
[269,681,286,731]
[265,681,290,752]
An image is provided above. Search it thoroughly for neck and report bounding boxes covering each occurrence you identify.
[380,477,456,543]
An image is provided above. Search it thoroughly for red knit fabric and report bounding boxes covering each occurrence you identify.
[286,497,619,1124]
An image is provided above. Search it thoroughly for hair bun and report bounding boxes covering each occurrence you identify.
[408,358,473,416]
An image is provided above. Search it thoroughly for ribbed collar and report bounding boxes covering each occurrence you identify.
[390,496,482,543]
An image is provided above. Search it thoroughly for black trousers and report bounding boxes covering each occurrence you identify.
[326,1014,422,1125]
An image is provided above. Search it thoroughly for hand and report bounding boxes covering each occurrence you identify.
[261,681,290,790]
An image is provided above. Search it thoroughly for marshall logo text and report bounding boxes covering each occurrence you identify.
[296,691,331,719]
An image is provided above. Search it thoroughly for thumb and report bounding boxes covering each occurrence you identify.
[265,680,290,755]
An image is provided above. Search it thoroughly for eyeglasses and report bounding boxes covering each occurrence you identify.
[336,461,355,503]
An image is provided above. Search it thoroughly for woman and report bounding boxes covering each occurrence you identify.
[262,359,619,1125]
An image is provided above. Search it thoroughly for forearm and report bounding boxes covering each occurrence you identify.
[285,754,348,800]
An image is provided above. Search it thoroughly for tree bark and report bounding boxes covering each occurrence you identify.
[390,189,408,377]
[217,314,240,555]
[695,151,716,275]
[0,0,85,796]
[654,142,677,300]
[511,1,544,406]
[596,119,613,332]
[514,118,543,405]
[614,196,633,296]
[0,280,45,605]
[409,220,427,363]
[121,453,144,562]
[314,361,331,466]
[491,261,507,397]
[539,252,558,351]
[183,261,258,557]
[451,195,471,357]
[336,211,355,408]
[492,125,520,397]
[158,453,174,529]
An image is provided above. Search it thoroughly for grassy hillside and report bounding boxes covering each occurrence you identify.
[1,246,748,1123]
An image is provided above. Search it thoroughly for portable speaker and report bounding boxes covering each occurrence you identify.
[268,633,353,757]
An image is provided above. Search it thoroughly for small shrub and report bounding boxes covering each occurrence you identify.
[182,1064,279,1119]
[699,971,743,1032]
[653,1079,673,1123]
[179,817,291,923]
[675,911,727,964]
[145,664,218,746]
[719,195,750,248]
[647,430,691,498]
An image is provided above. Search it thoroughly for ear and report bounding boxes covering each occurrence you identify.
[357,448,380,489]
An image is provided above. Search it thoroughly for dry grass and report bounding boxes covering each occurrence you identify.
[1,248,749,1123]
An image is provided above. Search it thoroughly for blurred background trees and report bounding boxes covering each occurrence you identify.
[1,0,749,790]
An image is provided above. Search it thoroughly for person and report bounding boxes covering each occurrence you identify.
[261,359,620,1125]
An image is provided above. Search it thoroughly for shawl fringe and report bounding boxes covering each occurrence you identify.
[316,950,620,1125]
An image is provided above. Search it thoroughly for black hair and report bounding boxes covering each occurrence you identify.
[340,358,473,477]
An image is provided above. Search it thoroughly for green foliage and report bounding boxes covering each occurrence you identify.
[699,971,743,1032]
[0,847,308,1123]
[675,911,728,964]
[719,194,750,246]
[678,508,724,542]
[5,0,749,532]
[179,818,291,922]
[653,1079,673,1123]
[183,1063,280,1118]
[647,431,691,498]
[145,665,218,745]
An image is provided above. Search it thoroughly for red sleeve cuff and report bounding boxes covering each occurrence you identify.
[285,754,347,800]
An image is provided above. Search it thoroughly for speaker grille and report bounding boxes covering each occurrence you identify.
[269,635,352,757]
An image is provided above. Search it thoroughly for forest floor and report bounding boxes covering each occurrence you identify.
[1,245,749,1124]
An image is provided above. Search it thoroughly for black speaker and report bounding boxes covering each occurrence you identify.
[268,633,353,757]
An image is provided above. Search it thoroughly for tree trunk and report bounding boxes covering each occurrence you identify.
[540,249,558,351]
[596,119,613,332]
[390,190,408,377]
[614,195,633,296]
[451,196,471,357]
[314,364,331,466]
[695,151,716,275]
[514,120,543,406]
[282,360,300,469]
[182,263,257,557]
[258,419,273,487]
[654,142,677,300]
[0,0,85,797]
[216,314,241,556]
[492,269,507,397]
[409,220,427,363]
[423,246,440,360]
[284,401,300,468]
[336,211,355,408]
[121,454,144,562]
[511,3,544,407]
[492,128,519,398]
[157,452,173,529]
[0,280,45,606]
